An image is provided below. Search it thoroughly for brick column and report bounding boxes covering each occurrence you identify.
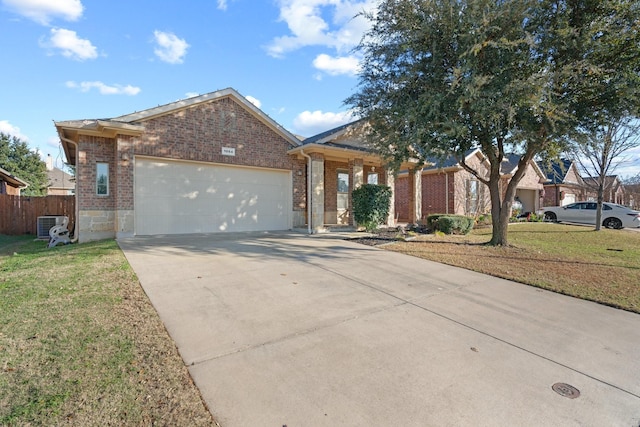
[115,135,135,238]
[310,153,326,233]
[349,158,364,226]
[385,167,396,226]
[408,167,422,223]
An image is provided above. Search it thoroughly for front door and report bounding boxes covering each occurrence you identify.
[337,170,349,224]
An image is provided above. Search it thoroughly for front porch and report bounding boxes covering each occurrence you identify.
[288,122,421,233]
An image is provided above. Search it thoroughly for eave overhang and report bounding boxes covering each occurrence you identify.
[288,143,419,170]
[0,166,28,188]
[54,120,145,166]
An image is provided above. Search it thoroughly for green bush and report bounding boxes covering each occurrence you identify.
[352,184,392,232]
[425,214,474,235]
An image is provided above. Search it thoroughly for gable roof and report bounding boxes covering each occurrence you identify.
[422,148,482,171]
[113,88,301,146]
[55,87,301,165]
[47,167,75,191]
[500,153,548,180]
[302,119,363,143]
[537,158,575,184]
[582,175,623,190]
[289,119,419,169]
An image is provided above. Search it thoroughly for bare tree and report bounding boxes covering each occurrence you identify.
[570,118,640,230]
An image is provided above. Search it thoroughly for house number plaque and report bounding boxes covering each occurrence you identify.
[221,147,236,156]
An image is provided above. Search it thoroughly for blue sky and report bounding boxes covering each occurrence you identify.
[0,0,374,168]
[1,0,639,177]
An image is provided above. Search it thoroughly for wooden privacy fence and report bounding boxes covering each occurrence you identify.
[0,195,75,236]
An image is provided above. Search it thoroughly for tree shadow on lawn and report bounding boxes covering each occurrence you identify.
[396,239,640,270]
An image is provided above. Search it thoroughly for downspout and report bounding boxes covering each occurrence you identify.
[300,149,313,234]
[61,137,80,243]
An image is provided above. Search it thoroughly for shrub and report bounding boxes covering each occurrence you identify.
[352,184,392,232]
[425,214,474,235]
[476,214,492,226]
[425,214,446,231]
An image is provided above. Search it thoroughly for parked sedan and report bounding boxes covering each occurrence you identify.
[542,202,640,229]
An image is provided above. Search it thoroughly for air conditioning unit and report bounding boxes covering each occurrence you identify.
[37,216,67,239]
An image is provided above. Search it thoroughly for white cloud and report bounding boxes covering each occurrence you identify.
[2,0,83,25]
[245,96,262,108]
[266,0,377,58]
[66,81,141,96]
[293,110,356,136]
[612,146,640,179]
[0,120,29,141]
[312,53,360,76]
[185,92,200,98]
[43,28,97,61]
[153,30,189,64]
[217,0,236,10]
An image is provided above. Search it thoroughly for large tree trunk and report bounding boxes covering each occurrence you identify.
[485,149,535,246]
[489,178,509,246]
[595,180,605,231]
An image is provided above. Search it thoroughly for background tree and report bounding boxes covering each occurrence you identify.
[0,132,48,196]
[346,0,640,245]
[569,118,640,229]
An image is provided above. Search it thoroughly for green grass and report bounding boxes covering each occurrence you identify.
[0,235,215,426]
[387,223,640,313]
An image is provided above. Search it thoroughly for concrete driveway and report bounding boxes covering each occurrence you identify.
[118,232,640,427]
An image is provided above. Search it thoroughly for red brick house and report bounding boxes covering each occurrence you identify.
[395,150,547,221]
[0,166,28,196]
[537,159,587,206]
[55,89,407,242]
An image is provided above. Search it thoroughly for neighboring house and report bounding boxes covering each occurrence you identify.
[45,154,75,195]
[624,183,639,209]
[55,88,412,242]
[0,166,28,195]
[582,175,625,205]
[395,150,546,221]
[538,159,586,206]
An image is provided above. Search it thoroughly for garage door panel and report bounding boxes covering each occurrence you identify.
[135,159,291,235]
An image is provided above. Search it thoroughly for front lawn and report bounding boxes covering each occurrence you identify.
[384,223,640,313]
[0,235,215,426]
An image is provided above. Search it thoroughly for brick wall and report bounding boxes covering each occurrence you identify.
[423,172,453,216]
[134,97,305,213]
[394,175,409,222]
[78,97,306,217]
[134,97,298,169]
[77,136,116,211]
[325,161,341,215]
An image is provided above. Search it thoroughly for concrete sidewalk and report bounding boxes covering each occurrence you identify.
[118,232,640,426]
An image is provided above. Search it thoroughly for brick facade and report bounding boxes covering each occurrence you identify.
[423,172,456,216]
[72,95,307,241]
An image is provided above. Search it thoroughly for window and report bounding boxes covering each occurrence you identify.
[337,171,349,193]
[96,162,109,195]
[367,172,378,185]
[467,179,479,214]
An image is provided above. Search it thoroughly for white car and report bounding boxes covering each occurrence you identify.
[542,202,640,229]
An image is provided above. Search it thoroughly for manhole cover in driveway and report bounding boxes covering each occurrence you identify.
[552,383,580,399]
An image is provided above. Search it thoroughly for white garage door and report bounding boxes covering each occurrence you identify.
[562,193,576,206]
[135,158,291,235]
